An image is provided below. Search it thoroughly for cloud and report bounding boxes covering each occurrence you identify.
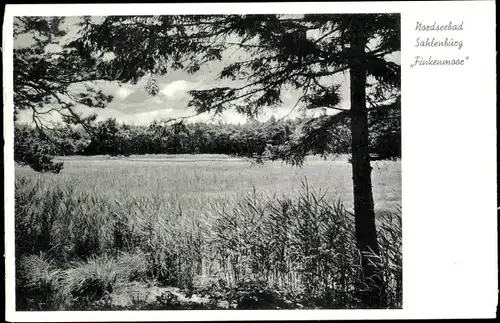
[44,43,62,53]
[15,17,398,127]
[115,87,134,100]
[118,87,152,105]
[386,51,401,64]
[161,80,196,97]
[97,78,208,117]
[14,33,35,48]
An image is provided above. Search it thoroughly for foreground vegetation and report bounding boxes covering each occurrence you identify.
[15,156,401,310]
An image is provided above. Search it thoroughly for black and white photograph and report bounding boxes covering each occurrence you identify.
[10,12,402,311]
[10,11,402,312]
[4,2,497,320]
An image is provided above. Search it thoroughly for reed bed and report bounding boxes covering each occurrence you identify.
[14,155,401,310]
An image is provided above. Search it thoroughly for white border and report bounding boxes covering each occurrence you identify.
[4,1,497,321]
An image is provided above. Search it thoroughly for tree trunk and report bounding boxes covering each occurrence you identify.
[348,19,385,308]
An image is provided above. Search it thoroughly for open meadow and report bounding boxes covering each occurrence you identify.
[15,154,402,310]
[17,154,401,215]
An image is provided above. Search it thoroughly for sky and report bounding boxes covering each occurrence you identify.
[15,16,401,126]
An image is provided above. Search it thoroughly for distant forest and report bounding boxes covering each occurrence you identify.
[15,104,400,163]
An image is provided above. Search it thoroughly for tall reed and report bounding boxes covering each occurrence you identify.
[15,175,401,310]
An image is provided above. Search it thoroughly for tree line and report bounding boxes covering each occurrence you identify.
[15,102,399,167]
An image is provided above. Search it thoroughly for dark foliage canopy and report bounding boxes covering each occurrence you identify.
[14,14,400,167]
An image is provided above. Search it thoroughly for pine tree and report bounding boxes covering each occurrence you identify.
[13,16,115,171]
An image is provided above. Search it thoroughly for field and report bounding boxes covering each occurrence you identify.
[15,154,402,310]
[16,154,401,214]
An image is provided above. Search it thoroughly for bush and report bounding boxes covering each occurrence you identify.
[15,124,64,173]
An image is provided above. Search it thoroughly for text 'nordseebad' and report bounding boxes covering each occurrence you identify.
[415,21,464,32]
